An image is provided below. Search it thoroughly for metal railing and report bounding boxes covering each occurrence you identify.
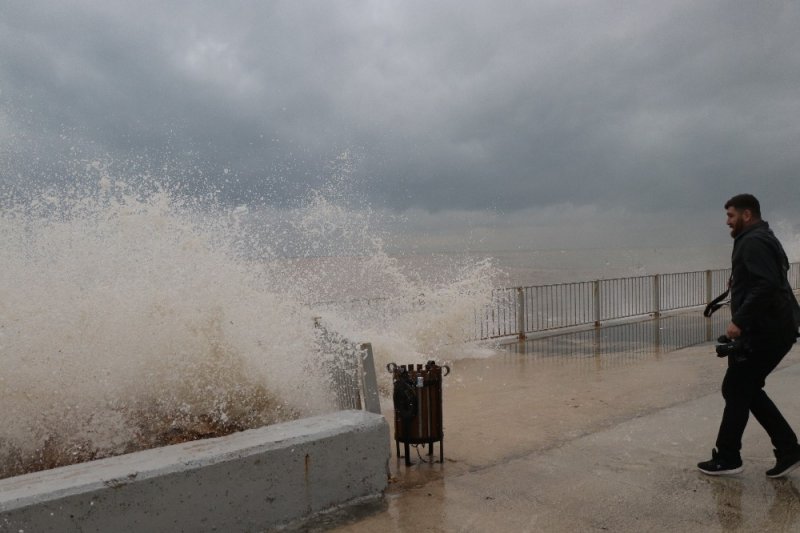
[307,262,798,409]
[314,318,381,414]
[475,263,800,341]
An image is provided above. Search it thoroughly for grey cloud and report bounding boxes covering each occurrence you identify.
[1,0,799,221]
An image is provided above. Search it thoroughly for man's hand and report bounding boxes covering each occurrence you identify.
[726,321,742,339]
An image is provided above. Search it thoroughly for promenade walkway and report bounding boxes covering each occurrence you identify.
[323,311,800,532]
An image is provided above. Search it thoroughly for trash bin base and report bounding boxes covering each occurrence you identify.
[395,439,444,466]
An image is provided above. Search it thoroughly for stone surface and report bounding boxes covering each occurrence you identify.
[0,410,389,532]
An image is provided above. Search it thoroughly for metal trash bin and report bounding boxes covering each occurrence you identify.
[388,360,450,465]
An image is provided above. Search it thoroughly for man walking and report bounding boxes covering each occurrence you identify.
[698,194,800,477]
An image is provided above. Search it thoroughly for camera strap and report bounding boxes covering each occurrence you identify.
[704,288,730,317]
[704,274,732,318]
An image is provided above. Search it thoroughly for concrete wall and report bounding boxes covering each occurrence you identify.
[0,410,389,532]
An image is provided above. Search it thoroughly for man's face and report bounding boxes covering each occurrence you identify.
[726,207,747,238]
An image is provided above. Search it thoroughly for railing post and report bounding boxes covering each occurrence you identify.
[654,317,662,355]
[653,274,660,317]
[593,280,601,327]
[359,343,381,415]
[516,287,526,341]
[706,271,716,340]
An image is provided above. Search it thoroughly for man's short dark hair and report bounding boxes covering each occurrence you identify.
[725,194,761,219]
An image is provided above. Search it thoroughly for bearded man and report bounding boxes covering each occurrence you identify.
[698,194,800,477]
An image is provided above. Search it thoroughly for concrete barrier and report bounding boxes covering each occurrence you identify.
[0,410,389,532]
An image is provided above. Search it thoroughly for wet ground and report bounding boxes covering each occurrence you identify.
[319,309,800,532]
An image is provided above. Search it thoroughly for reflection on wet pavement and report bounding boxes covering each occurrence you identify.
[707,476,800,532]
[766,478,800,532]
[330,308,800,532]
[501,309,730,362]
[711,477,744,531]
[384,310,734,481]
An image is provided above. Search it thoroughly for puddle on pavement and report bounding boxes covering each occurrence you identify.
[705,476,800,532]
[498,309,730,362]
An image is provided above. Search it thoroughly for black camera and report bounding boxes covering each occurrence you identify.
[715,335,751,362]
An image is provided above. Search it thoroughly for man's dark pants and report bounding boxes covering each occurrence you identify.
[716,339,798,461]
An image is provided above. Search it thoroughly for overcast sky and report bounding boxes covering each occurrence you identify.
[1,0,799,252]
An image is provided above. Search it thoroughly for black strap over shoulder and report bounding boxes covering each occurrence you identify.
[704,288,730,317]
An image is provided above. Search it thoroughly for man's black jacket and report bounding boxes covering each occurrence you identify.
[730,220,800,344]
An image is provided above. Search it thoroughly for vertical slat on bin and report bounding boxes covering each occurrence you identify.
[417,365,424,438]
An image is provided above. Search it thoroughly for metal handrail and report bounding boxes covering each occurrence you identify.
[314,318,381,414]
[477,263,798,341]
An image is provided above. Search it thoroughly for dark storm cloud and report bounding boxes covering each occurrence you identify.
[2,0,800,217]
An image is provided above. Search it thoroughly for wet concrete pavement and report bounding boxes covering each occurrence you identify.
[326,311,800,532]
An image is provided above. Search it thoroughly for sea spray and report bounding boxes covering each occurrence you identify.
[774,219,800,263]
[270,190,502,367]
[0,179,328,477]
[0,171,502,476]
[312,255,500,369]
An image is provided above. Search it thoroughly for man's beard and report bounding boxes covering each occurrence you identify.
[730,219,745,238]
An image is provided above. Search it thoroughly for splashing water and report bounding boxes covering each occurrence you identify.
[267,190,502,365]
[0,179,326,476]
[0,168,500,477]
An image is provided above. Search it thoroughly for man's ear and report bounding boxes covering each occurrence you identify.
[742,209,753,223]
